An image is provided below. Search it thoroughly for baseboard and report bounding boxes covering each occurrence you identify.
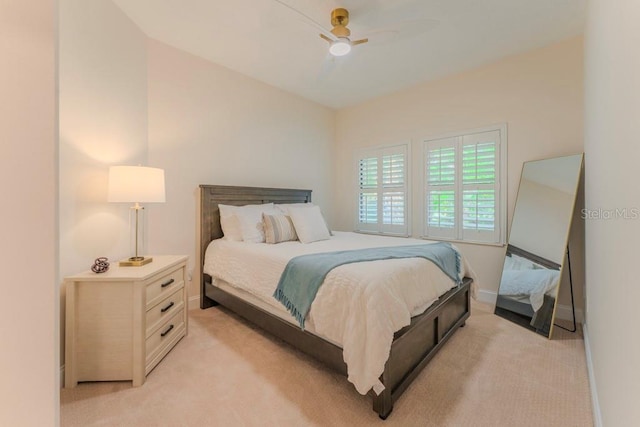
[583,324,603,427]
[554,303,584,324]
[188,295,200,310]
[476,289,497,305]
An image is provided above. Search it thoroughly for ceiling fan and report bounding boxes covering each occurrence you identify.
[271,0,439,65]
[319,8,368,57]
[271,1,371,57]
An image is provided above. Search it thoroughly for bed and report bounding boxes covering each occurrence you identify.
[495,245,560,335]
[198,185,473,419]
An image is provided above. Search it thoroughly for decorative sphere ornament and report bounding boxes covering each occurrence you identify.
[91,257,110,274]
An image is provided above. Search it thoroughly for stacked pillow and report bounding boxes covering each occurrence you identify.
[218,202,331,244]
[218,203,277,243]
[285,205,331,244]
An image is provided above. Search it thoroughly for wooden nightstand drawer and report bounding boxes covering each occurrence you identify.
[145,308,185,367]
[146,287,185,339]
[146,268,184,309]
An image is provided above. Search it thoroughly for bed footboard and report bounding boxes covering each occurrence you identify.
[374,279,471,419]
[203,277,471,419]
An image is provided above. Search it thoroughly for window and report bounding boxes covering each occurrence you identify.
[356,144,409,236]
[423,127,506,245]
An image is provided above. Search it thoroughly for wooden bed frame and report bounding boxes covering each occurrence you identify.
[198,185,471,419]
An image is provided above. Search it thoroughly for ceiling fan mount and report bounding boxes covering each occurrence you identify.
[330,8,351,38]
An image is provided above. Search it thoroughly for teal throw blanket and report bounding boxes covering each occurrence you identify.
[273,242,461,329]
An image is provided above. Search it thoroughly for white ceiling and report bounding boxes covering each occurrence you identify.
[112,0,586,109]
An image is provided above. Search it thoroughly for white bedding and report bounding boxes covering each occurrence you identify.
[204,231,477,395]
[498,254,560,311]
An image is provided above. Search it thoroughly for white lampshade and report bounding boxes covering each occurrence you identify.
[108,166,166,203]
[329,38,351,56]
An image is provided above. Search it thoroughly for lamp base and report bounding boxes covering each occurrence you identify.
[119,256,153,267]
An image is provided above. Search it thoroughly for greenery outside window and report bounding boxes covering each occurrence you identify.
[423,126,506,245]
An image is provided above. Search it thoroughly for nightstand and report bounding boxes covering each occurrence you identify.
[64,255,188,388]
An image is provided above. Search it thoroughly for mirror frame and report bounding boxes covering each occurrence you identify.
[495,153,584,338]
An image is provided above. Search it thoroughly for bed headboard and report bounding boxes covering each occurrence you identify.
[198,185,312,308]
[506,244,561,270]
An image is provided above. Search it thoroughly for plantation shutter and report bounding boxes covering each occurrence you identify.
[461,131,500,243]
[358,155,379,232]
[357,144,409,235]
[425,138,457,239]
[424,129,503,244]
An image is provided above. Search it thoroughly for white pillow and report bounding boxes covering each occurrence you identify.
[288,205,331,243]
[276,202,333,236]
[218,203,274,242]
[218,204,243,241]
[504,254,539,271]
[275,202,315,215]
[236,205,279,243]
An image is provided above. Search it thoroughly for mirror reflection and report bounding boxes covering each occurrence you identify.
[495,154,583,338]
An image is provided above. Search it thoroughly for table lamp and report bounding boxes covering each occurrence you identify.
[108,165,165,266]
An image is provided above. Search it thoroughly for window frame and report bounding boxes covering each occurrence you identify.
[354,142,411,237]
[421,124,507,246]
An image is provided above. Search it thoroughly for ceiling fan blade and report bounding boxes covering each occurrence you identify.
[360,19,440,46]
[351,38,368,46]
[272,0,336,42]
[319,33,334,44]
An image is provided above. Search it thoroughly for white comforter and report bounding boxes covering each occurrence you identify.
[498,254,560,311]
[204,231,476,395]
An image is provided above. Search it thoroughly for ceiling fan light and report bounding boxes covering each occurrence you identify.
[329,38,351,56]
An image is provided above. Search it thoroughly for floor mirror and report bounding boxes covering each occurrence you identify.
[495,154,583,338]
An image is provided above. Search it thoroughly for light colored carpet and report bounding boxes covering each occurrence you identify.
[61,301,593,426]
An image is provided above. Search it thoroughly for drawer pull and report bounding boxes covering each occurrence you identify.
[160,301,175,313]
[161,324,174,337]
[161,278,175,288]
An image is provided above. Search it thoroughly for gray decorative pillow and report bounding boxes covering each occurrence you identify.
[262,213,298,244]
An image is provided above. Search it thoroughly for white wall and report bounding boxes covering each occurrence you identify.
[58,0,149,373]
[584,0,640,425]
[146,40,335,299]
[0,1,58,425]
[59,0,149,277]
[334,37,584,298]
